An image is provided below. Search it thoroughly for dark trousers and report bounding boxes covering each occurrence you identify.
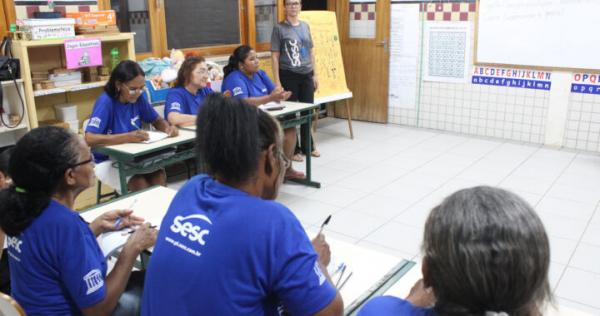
[0,251,10,295]
[279,69,315,155]
[112,270,145,316]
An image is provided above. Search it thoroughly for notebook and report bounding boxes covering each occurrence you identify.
[259,102,285,111]
[142,131,169,144]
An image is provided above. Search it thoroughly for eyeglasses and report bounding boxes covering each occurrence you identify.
[285,1,301,7]
[70,158,94,169]
[194,68,209,76]
[123,84,145,95]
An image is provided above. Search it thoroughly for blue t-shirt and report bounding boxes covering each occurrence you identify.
[6,200,107,315]
[141,175,337,316]
[164,86,213,118]
[85,92,159,163]
[222,69,275,99]
[358,296,435,316]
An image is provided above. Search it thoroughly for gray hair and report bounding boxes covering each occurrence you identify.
[423,186,552,316]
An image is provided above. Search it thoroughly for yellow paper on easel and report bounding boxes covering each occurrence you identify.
[300,11,351,103]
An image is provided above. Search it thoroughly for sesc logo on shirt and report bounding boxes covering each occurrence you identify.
[7,236,22,253]
[83,269,104,295]
[170,214,212,246]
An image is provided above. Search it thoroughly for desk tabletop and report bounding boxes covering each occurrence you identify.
[267,101,319,117]
[179,101,318,132]
[94,129,196,157]
[81,188,410,314]
[80,186,177,227]
[305,229,409,311]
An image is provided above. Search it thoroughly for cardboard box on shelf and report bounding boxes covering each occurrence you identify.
[38,120,70,130]
[66,11,117,27]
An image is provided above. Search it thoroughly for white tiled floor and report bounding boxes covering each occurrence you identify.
[167,118,600,314]
[276,118,600,314]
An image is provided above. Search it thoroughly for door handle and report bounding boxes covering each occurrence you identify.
[376,40,388,51]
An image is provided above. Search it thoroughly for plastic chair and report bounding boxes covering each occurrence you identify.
[83,119,119,204]
[0,293,26,316]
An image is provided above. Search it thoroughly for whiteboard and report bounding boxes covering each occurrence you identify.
[476,0,600,70]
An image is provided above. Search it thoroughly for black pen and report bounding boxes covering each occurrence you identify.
[124,225,157,234]
[337,271,353,291]
[335,264,347,288]
[317,214,332,236]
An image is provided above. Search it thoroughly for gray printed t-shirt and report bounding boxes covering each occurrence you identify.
[271,21,314,75]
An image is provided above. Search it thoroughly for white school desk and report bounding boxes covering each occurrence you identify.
[80,186,177,228]
[81,186,413,315]
[180,101,321,188]
[93,130,196,195]
[304,229,414,315]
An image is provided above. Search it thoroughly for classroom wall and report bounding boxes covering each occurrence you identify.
[564,89,600,152]
[388,2,600,153]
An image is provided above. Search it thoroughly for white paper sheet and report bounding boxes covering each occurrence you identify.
[389,3,420,109]
[142,131,168,144]
[97,230,131,258]
[424,22,471,83]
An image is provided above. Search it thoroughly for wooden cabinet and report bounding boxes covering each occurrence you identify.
[0,79,29,147]
[11,33,136,130]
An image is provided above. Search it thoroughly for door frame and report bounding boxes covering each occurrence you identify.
[334,0,390,123]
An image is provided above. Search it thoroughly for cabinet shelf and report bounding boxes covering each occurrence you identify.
[0,122,28,134]
[33,80,107,97]
[12,32,136,129]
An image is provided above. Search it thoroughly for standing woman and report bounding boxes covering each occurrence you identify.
[0,126,156,315]
[85,60,178,193]
[164,56,213,127]
[271,0,320,160]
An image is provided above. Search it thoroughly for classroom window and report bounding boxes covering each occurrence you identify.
[111,0,153,53]
[255,0,278,44]
[164,0,241,49]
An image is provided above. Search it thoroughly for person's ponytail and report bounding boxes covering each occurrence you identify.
[223,55,239,79]
[0,188,50,236]
[0,126,80,236]
[223,45,254,79]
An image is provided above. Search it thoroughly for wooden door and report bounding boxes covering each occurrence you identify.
[336,0,389,123]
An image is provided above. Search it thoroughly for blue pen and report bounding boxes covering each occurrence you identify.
[114,199,137,229]
[113,217,122,229]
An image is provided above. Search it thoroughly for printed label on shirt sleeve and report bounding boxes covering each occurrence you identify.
[83,269,104,295]
[313,261,326,286]
[233,87,243,96]
[88,117,101,129]
[170,102,182,111]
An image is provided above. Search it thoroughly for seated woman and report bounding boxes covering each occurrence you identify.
[141,94,343,316]
[164,56,213,126]
[85,60,178,193]
[222,45,305,180]
[359,186,552,316]
[0,126,157,315]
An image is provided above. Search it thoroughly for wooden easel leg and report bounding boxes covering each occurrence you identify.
[345,99,354,139]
